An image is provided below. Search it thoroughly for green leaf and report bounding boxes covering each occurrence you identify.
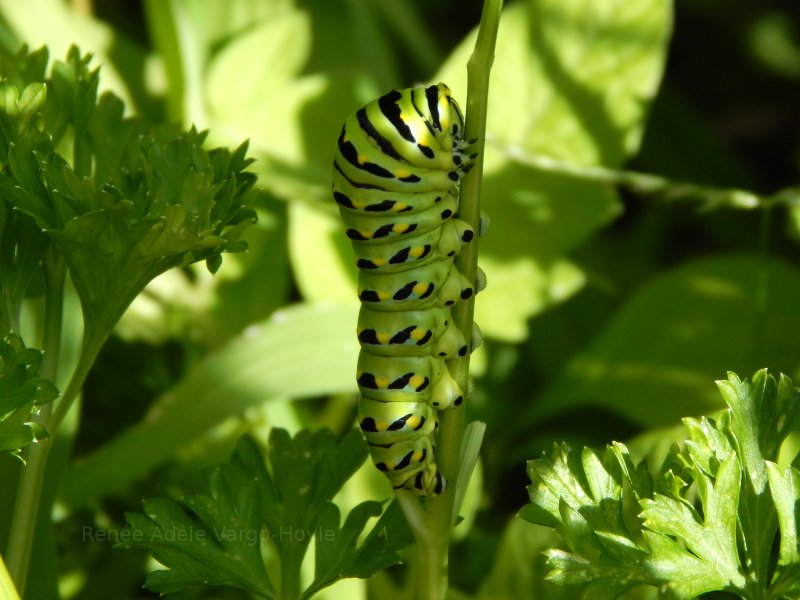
[0,204,49,334]
[120,431,412,599]
[524,370,800,597]
[766,462,800,596]
[302,499,411,599]
[0,1,138,108]
[118,437,276,598]
[0,333,58,457]
[523,255,800,428]
[641,455,745,591]
[0,46,260,362]
[522,442,653,597]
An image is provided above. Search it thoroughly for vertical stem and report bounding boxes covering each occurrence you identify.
[5,252,65,594]
[403,2,503,599]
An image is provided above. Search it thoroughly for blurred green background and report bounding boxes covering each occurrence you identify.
[1,0,799,598]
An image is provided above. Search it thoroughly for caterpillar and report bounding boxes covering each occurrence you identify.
[332,83,479,496]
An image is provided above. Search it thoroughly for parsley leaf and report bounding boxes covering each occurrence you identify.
[522,369,800,599]
[120,429,413,599]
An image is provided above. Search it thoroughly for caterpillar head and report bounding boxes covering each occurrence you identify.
[426,83,465,151]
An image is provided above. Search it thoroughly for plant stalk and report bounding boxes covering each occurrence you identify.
[502,148,800,210]
[5,252,65,594]
[397,1,502,599]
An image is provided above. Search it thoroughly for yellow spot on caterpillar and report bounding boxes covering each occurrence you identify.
[357,153,368,165]
[378,291,390,301]
[359,230,372,239]
[375,377,390,389]
[375,420,389,432]
[412,450,425,463]
[409,374,425,389]
[412,283,429,296]
[393,223,409,234]
[377,332,391,344]
[410,328,428,341]
[395,169,411,178]
[393,202,409,212]
[409,247,426,258]
[406,415,421,429]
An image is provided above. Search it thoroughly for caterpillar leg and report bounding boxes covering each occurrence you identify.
[475,267,487,293]
[479,211,490,237]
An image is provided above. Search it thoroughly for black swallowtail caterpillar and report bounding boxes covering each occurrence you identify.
[332,83,480,496]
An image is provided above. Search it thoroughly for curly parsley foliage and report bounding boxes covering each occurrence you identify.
[521,369,800,599]
[119,429,414,600]
[0,45,259,356]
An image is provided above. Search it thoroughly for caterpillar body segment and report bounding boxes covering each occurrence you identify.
[332,83,478,496]
[368,438,445,495]
[356,353,464,409]
[342,192,459,242]
[333,168,460,218]
[357,261,474,311]
[358,398,437,445]
[349,217,473,273]
[357,306,468,358]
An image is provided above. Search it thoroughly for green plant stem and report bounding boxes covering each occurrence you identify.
[396,2,502,599]
[502,148,800,209]
[6,334,101,594]
[5,252,65,594]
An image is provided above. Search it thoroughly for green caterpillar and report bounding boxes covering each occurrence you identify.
[332,83,479,496]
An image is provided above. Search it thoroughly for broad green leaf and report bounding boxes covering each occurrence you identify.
[288,202,358,305]
[439,0,673,167]
[61,303,359,506]
[524,255,800,428]
[431,0,672,340]
[144,0,295,124]
[204,7,327,165]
